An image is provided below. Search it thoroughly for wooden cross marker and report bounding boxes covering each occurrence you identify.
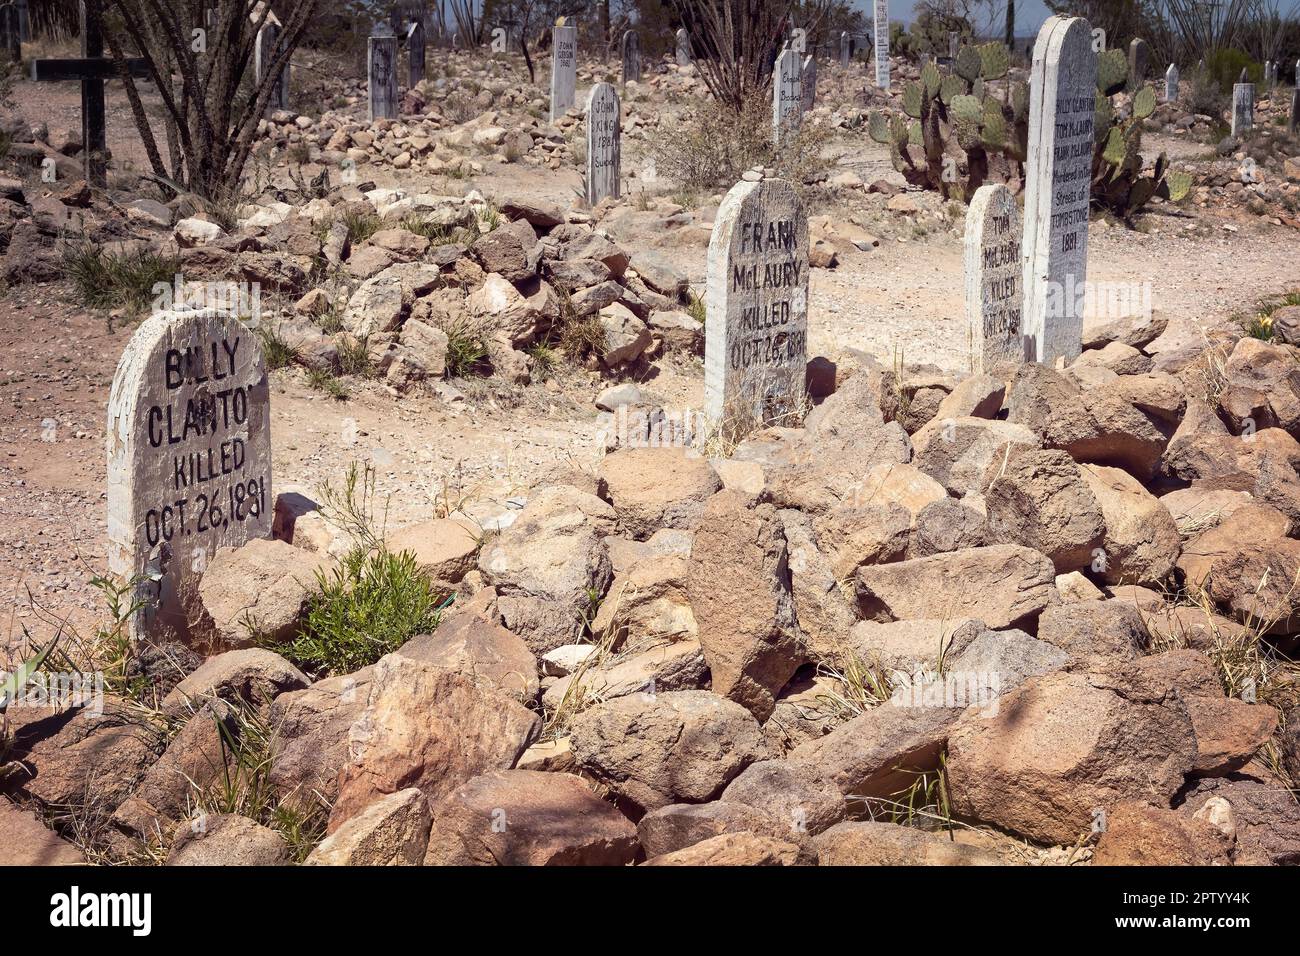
[30,0,149,186]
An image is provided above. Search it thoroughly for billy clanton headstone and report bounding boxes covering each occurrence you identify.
[586,82,621,204]
[107,309,272,641]
[1020,15,1096,367]
[551,21,578,121]
[704,178,809,431]
[965,183,1023,376]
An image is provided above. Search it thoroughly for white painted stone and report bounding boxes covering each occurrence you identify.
[585,82,620,205]
[1020,15,1096,368]
[873,0,889,88]
[965,183,1023,376]
[840,31,850,68]
[800,55,817,113]
[704,178,809,432]
[550,23,578,121]
[772,47,802,145]
[107,310,272,642]
[1232,82,1254,138]
[621,30,641,85]
[676,28,690,67]
[1165,63,1178,102]
[368,23,399,121]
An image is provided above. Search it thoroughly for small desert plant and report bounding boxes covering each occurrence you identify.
[340,208,381,245]
[526,341,558,378]
[442,315,491,376]
[337,335,372,377]
[649,93,774,192]
[305,368,349,399]
[685,289,707,327]
[256,322,298,370]
[63,244,181,315]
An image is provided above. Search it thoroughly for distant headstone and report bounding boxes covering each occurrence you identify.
[1165,62,1178,102]
[1290,85,1298,135]
[408,18,425,87]
[1264,60,1274,88]
[800,55,816,113]
[15,0,24,41]
[255,21,290,112]
[704,178,809,432]
[368,22,399,120]
[839,31,850,67]
[965,183,1023,376]
[1127,37,1148,90]
[1232,80,1254,138]
[0,3,19,62]
[550,22,578,121]
[948,31,960,59]
[873,0,889,88]
[585,82,620,205]
[676,28,690,67]
[1020,15,1096,367]
[621,30,641,85]
[107,309,272,642]
[772,46,802,144]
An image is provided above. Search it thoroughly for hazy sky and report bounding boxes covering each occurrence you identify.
[861,0,1300,34]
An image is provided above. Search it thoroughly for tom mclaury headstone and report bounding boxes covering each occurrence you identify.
[107,309,272,641]
[965,183,1023,375]
[873,0,889,87]
[773,46,802,144]
[586,82,620,204]
[801,54,816,113]
[705,178,809,430]
[1020,15,1096,367]
[368,22,399,120]
[621,29,640,85]
[551,21,578,121]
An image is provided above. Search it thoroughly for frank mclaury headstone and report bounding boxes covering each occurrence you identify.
[107,309,272,641]
[586,82,620,205]
[1020,15,1096,367]
[965,183,1023,376]
[705,178,809,431]
[551,20,578,121]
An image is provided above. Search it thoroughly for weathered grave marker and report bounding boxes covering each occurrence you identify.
[30,0,149,187]
[1165,62,1178,101]
[873,0,890,88]
[107,309,272,642]
[586,82,620,205]
[1,3,19,62]
[551,21,577,121]
[1291,64,1299,134]
[676,28,690,67]
[1127,36,1148,90]
[1232,77,1254,137]
[622,29,641,85]
[772,46,802,144]
[839,31,850,67]
[800,55,816,113]
[704,178,809,432]
[368,22,399,120]
[255,20,290,113]
[1020,15,1096,367]
[948,31,960,59]
[965,183,1023,376]
[408,18,426,86]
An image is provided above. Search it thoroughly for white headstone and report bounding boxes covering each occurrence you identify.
[1232,81,1254,137]
[965,184,1023,376]
[585,82,620,205]
[368,23,399,121]
[550,22,578,121]
[704,178,809,432]
[800,55,817,113]
[1020,15,1096,367]
[873,0,890,88]
[948,31,959,59]
[107,309,272,641]
[773,46,802,144]
[839,31,850,67]
[621,29,641,85]
[1165,62,1178,102]
[676,28,690,67]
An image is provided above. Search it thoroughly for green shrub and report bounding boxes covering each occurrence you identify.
[442,315,490,376]
[1205,49,1263,94]
[256,323,298,370]
[63,244,181,314]
[277,548,443,675]
[341,208,381,245]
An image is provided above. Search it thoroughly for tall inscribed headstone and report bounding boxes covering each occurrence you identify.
[704,178,809,432]
[255,21,290,112]
[551,20,578,121]
[965,183,1023,376]
[800,55,817,113]
[1232,76,1254,137]
[676,28,690,67]
[839,31,850,67]
[621,30,641,85]
[368,22,399,120]
[1165,63,1178,102]
[773,46,802,144]
[408,18,426,86]
[1020,15,1096,367]
[585,82,620,205]
[107,309,272,642]
[873,0,890,88]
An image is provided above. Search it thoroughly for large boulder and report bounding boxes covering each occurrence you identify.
[686,492,804,720]
[1092,802,1233,865]
[166,814,289,866]
[477,485,616,653]
[911,417,1040,497]
[268,668,374,807]
[778,509,859,662]
[1035,599,1148,664]
[814,821,1002,865]
[305,788,431,865]
[162,648,309,715]
[1219,337,1300,436]
[719,759,847,836]
[397,615,540,703]
[199,538,332,647]
[469,218,540,283]
[423,770,638,865]
[1079,464,1180,586]
[330,654,541,830]
[598,447,720,540]
[0,802,86,865]
[467,273,559,348]
[641,831,801,865]
[385,517,481,591]
[1184,696,1278,776]
[811,501,912,581]
[855,545,1059,631]
[569,691,769,813]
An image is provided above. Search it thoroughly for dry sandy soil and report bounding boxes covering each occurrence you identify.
[2,53,1298,661]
